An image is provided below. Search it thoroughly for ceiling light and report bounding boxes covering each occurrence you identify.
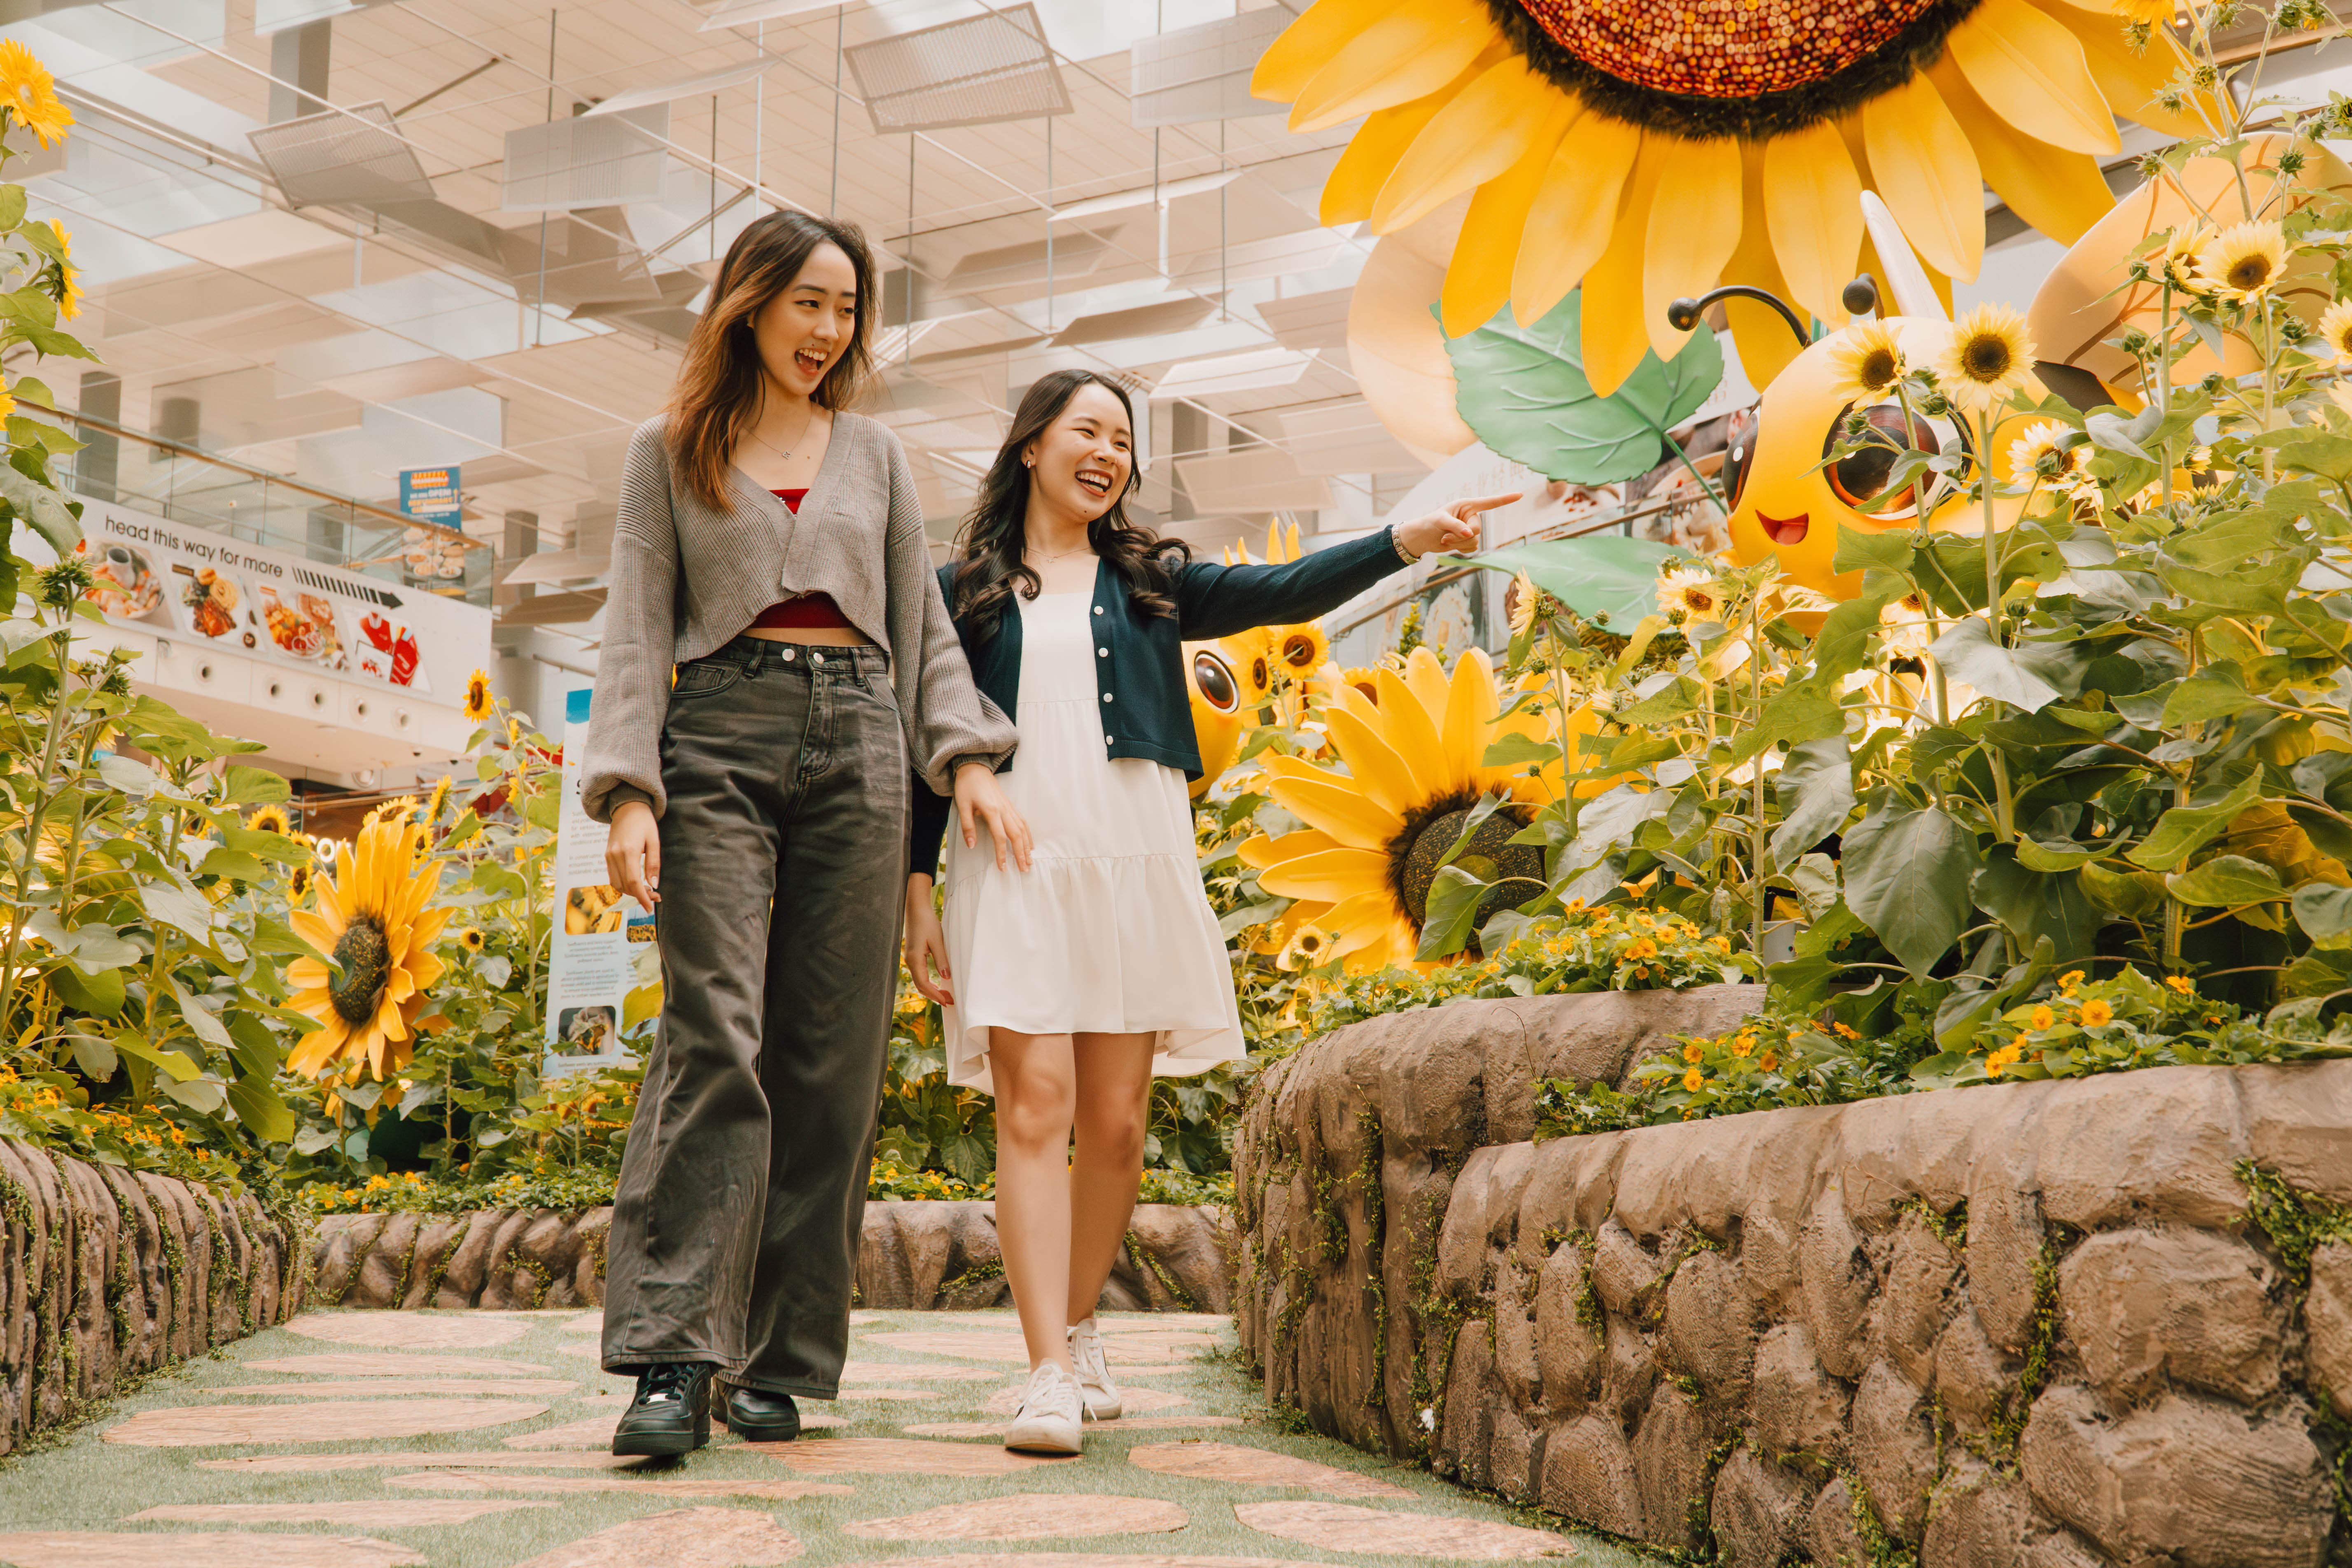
[248,103,434,209]
[502,108,671,212]
[1151,348,1317,400]
[844,4,1069,134]
[586,58,778,116]
[1130,8,1290,128]
[1051,170,1240,224]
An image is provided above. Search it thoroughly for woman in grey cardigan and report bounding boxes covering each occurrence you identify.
[581,211,1025,1458]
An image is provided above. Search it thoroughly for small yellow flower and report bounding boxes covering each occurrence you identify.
[0,41,72,148]
[2080,999,2115,1028]
[1827,320,1906,402]
[2319,299,2352,360]
[1683,1041,1706,1063]
[464,669,495,724]
[1656,565,1723,623]
[1683,1067,1704,1092]
[457,926,485,952]
[2030,1005,2056,1031]
[2058,970,2085,995]
[2196,220,2287,304]
[1507,569,1540,637]
[1758,1049,1778,1071]
[1936,303,2035,415]
[1832,1022,1859,1040]
[246,804,293,835]
[1625,938,1659,961]
[1730,1036,1752,1058]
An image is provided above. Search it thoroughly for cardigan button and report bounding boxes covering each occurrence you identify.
[1093,605,1103,614]
[1097,647,1108,658]
[1101,692,1113,702]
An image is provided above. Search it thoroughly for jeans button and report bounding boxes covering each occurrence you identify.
[781,646,796,662]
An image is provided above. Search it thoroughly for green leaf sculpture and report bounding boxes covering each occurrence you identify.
[1459,534,1682,631]
[1437,291,1723,485]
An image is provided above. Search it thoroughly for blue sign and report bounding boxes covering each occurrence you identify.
[399,465,462,527]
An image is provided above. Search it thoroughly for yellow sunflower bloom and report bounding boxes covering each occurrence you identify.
[2318,300,2352,360]
[245,804,292,836]
[0,42,72,149]
[2196,220,2287,304]
[1242,647,1598,970]
[422,774,453,824]
[1657,565,1724,622]
[457,926,485,952]
[284,803,453,1081]
[463,668,495,724]
[1507,570,1540,637]
[1827,321,1906,403]
[1253,0,2183,395]
[1220,626,1278,705]
[1276,621,1331,678]
[1936,303,2035,414]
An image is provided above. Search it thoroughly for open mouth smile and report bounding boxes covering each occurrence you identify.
[1757,511,1809,545]
[1075,469,1113,497]
[794,346,828,376]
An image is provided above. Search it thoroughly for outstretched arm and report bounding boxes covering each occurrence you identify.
[1174,492,1516,640]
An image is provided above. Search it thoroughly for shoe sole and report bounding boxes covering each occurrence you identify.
[726,1418,801,1442]
[611,1411,711,1456]
[1003,1429,1083,1456]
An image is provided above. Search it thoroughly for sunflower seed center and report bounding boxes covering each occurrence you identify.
[1961,335,2011,380]
[329,916,390,1024]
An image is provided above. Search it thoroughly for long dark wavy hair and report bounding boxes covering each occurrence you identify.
[667,210,877,511]
[948,369,1187,641]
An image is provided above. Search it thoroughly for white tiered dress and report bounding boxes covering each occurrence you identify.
[941,590,1245,1094]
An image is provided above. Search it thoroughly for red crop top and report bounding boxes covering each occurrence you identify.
[747,489,854,631]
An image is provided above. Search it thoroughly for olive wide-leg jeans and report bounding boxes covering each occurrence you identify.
[600,637,907,1398]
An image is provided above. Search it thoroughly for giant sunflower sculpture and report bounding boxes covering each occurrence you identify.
[285,803,452,1080]
[1243,646,1594,969]
[1254,0,2203,394]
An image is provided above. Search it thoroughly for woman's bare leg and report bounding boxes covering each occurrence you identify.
[1066,1031,1157,1323]
[989,1028,1078,1372]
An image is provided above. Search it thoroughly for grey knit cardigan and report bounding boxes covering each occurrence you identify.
[579,411,1016,824]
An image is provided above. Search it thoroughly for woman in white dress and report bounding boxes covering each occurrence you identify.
[903,369,1511,1454]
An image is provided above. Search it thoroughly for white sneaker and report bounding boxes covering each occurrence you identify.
[1003,1361,1086,1455]
[1067,1317,1123,1420]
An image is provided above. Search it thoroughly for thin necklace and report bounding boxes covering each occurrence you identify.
[748,404,817,464]
[1029,540,1093,562]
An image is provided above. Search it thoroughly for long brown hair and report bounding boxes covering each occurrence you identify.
[949,370,1185,641]
[667,210,877,511]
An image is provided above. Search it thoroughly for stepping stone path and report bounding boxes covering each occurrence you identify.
[0,1306,1633,1566]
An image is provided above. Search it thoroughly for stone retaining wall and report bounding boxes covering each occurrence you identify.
[310,1199,1235,1316]
[0,1137,308,1456]
[1235,987,2352,1567]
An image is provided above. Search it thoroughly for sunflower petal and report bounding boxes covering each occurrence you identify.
[287,957,329,989]
[1764,120,1864,327]
[2037,2,2213,139]
[1255,846,1393,903]
[1374,665,1452,794]
[1437,83,1576,334]
[1943,0,2119,154]
[1323,86,1465,226]
[1721,141,1804,388]
[289,910,339,952]
[1267,770,1409,852]
[1643,135,1743,362]
[1862,72,1985,282]
[1512,111,1638,325]
[1581,140,1664,397]
[1290,0,1498,133]
[1325,706,1422,818]
[1240,828,1338,869]
[287,1017,351,1078]
[1253,0,1409,102]
[1374,56,1552,233]
[1441,647,1501,781]
[1929,55,2115,246]
[1325,889,1407,955]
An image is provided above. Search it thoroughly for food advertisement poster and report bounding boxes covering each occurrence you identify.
[544,687,654,1078]
[60,495,489,702]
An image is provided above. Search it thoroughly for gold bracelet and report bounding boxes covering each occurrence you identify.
[1392,528,1419,565]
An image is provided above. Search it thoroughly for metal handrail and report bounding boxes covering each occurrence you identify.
[54,406,483,553]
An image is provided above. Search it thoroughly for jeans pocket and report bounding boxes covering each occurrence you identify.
[672,659,744,700]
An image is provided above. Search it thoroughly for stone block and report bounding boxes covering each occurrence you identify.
[1851,1360,1938,1544]
[2035,1066,2252,1229]
[2305,1239,2352,1420]
[1592,1219,1663,1318]
[1877,1211,1961,1388]
[1435,1320,1493,1485]
[1601,1312,1657,1430]
[1799,1186,1876,1379]
[402,1216,470,1309]
[2230,1060,2352,1206]
[349,1213,418,1308]
[1534,1241,1602,1417]
[1631,1381,1712,1553]
[1712,1447,1813,1568]
[2022,1385,2331,1568]
[1752,1321,1846,1461]
[1808,1476,1875,1568]
[1540,1411,1647,1540]
[435,1210,501,1305]
[1921,1458,2032,1568]
[2057,1227,2283,1406]
[1493,1255,1540,1412]
[1488,1401,1542,1502]
[1933,1299,2016,1435]
[1743,1212,1801,1316]
[1966,1184,2046,1353]
[1664,1248,1756,1400]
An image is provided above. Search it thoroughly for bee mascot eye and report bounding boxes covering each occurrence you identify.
[1184,646,1244,800]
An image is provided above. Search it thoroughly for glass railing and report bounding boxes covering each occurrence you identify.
[53,409,495,607]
